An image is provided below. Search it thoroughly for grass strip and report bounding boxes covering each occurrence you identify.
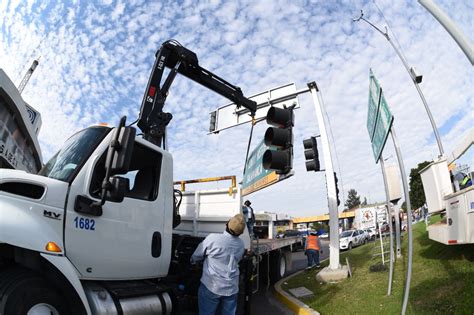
[282,222,474,314]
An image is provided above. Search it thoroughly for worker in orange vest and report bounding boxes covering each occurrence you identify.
[305,230,322,268]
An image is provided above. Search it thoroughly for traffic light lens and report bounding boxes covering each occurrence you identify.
[266,107,293,128]
[303,138,314,149]
[304,149,314,160]
[305,160,320,172]
[262,149,290,170]
[264,127,291,148]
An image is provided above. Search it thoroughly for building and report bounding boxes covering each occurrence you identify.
[0,69,42,173]
[254,212,293,239]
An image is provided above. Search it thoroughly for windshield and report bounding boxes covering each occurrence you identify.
[340,231,353,238]
[39,127,110,182]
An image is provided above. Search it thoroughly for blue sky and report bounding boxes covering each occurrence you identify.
[1,0,472,217]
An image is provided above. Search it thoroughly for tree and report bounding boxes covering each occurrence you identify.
[345,189,361,209]
[409,161,431,209]
[361,197,368,206]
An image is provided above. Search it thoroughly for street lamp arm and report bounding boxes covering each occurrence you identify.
[353,10,389,39]
[353,10,445,157]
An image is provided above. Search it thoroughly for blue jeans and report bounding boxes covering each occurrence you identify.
[198,283,238,315]
[306,249,320,267]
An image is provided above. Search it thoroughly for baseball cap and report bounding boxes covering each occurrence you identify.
[228,214,245,236]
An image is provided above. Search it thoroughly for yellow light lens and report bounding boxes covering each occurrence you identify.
[98,122,109,126]
[45,242,62,253]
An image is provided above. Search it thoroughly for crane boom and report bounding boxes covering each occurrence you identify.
[137,40,257,146]
[17,59,39,94]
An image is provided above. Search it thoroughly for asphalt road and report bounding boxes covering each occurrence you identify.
[250,239,330,314]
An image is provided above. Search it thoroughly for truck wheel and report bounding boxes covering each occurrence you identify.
[270,252,287,284]
[0,268,68,315]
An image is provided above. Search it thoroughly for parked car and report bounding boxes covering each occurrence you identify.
[319,232,329,239]
[339,229,367,250]
[276,229,305,251]
[364,228,377,241]
[276,229,299,238]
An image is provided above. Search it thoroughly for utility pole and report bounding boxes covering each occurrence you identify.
[17,59,39,94]
[353,10,444,157]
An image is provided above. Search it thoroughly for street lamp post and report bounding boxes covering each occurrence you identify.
[353,10,444,157]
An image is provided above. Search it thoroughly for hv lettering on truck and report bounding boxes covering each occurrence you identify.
[73,216,96,231]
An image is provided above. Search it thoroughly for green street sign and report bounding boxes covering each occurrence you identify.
[367,69,381,140]
[367,70,394,163]
[242,139,279,196]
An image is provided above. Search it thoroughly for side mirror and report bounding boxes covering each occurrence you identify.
[109,126,136,175]
[93,116,134,208]
[106,176,129,202]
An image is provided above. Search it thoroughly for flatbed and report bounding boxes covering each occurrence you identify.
[252,237,302,255]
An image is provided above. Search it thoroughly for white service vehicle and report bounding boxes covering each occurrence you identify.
[421,129,473,245]
[0,41,301,315]
[339,229,367,250]
[363,228,377,241]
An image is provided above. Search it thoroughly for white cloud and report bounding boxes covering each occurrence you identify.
[0,0,472,218]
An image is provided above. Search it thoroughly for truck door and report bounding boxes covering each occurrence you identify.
[64,138,173,280]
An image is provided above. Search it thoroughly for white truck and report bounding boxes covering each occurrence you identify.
[0,40,300,315]
[420,129,473,245]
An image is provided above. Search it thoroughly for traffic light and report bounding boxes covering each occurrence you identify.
[209,111,217,133]
[334,172,341,206]
[303,136,320,172]
[262,107,294,174]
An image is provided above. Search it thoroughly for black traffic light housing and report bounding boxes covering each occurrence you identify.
[303,136,320,172]
[262,106,294,174]
[334,172,340,206]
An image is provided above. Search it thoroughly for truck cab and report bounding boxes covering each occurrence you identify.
[0,123,179,314]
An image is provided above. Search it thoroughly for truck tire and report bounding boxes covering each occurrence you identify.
[0,268,68,315]
[269,252,287,284]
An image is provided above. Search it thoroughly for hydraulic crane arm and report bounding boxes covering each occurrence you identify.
[137,40,257,146]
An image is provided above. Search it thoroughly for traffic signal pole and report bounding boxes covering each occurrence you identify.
[308,82,341,270]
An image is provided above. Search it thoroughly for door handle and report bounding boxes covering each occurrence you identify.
[151,232,162,257]
[74,195,102,216]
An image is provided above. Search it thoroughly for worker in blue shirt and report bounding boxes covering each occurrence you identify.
[191,214,246,315]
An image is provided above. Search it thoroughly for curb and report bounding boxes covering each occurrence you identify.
[273,269,321,315]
